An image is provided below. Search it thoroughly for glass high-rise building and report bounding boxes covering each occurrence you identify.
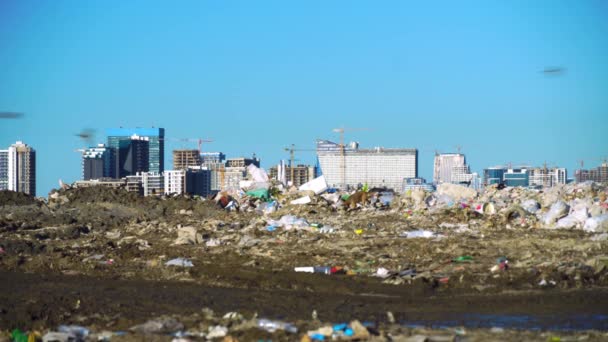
[82,144,115,180]
[106,127,164,177]
[0,150,8,190]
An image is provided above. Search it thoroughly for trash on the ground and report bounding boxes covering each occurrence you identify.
[257,318,298,333]
[291,195,312,205]
[130,317,184,334]
[11,329,29,342]
[374,267,392,278]
[42,332,74,342]
[206,325,228,339]
[543,201,569,226]
[584,214,608,232]
[58,325,89,340]
[246,188,270,201]
[247,164,269,183]
[298,175,328,195]
[401,230,444,239]
[267,215,310,230]
[453,256,473,263]
[165,258,194,267]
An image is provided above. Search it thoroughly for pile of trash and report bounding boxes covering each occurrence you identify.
[4,309,607,342]
[207,165,608,233]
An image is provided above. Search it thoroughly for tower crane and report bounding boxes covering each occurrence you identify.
[331,127,370,188]
[169,138,214,155]
[283,144,316,186]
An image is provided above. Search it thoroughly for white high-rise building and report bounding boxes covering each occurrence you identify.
[316,140,417,191]
[451,165,473,184]
[529,167,567,187]
[0,141,36,196]
[433,153,466,185]
[164,170,186,195]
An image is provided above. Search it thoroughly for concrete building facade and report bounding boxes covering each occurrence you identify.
[142,172,164,196]
[433,153,466,185]
[316,140,417,191]
[201,152,226,165]
[173,149,201,170]
[269,164,316,187]
[529,167,567,188]
[576,162,608,183]
[164,169,211,196]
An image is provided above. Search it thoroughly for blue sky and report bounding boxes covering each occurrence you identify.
[1,0,607,196]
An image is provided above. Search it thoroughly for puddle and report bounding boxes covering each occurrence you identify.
[402,313,608,331]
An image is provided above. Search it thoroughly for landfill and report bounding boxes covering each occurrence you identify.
[1,177,608,340]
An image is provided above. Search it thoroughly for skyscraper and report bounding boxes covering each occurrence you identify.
[82,144,115,180]
[0,141,36,196]
[106,127,164,176]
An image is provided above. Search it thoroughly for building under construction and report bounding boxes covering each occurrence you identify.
[173,149,201,170]
[575,161,608,183]
[316,139,417,191]
[269,164,316,187]
[528,166,567,188]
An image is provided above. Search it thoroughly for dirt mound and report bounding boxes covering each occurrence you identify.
[58,186,145,206]
[0,190,40,206]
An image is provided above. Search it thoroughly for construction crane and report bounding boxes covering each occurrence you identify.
[332,127,370,189]
[283,144,316,186]
[169,138,214,155]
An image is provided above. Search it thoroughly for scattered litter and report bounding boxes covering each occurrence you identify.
[257,318,298,333]
[401,230,444,239]
[165,258,194,267]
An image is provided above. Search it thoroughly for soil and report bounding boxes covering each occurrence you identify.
[1,187,607,340]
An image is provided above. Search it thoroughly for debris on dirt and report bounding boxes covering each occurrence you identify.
[1,181,608,339]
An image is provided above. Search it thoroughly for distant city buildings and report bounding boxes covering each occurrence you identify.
[528,166,567,188]
[575,161,608,183]
[483,165,566,188]
[201,152,226,165]
[503,167,529,187]
[164,168,211,196]
[67,126,594,195]
[269,163,316,187]
[82,144,114,180]
[223,157,261,191]
[0,149,8,191]
[0,141,36,196]
[483,166,505,186]
[106,127,165,176]
[403,177,435,192]
[173,149,201,170]
[316,140,417,191]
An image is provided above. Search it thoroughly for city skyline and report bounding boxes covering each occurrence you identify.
[2,133,605,197]
[1,1,607,195]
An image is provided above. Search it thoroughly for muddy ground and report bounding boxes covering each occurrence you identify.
[1,187,607,340]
